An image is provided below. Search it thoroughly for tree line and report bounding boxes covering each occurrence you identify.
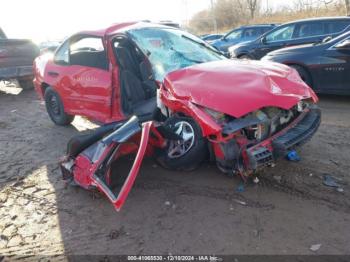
[187,0,350,34]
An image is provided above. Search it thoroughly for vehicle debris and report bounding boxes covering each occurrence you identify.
[234,199,247,206]
[310,243,322,252]
[323,174,340,188]
[286,150,301,162]
[273,175,282,183]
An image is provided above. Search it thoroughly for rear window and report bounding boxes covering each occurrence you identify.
[326,21,350,34]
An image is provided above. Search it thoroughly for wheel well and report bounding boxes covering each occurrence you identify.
[237,53,248,58]
[287,63,313,87]
[41,82,50,95]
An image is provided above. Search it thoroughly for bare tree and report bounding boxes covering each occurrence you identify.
[246,0,260,18]
[345,0,350,14]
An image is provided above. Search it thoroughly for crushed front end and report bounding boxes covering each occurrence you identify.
[209,102,321,176]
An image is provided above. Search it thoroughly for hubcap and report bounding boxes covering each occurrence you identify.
[167,121,195,159]
[49,95,60,115]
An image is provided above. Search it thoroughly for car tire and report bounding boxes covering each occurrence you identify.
[18,78,34,90]
[290,65,313,88]
[44,87,74,126]
[155,116,208,171]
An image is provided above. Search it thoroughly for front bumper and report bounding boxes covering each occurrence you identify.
[246,106,321,170]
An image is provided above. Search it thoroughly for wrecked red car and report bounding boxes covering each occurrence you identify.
[33,22,321,211]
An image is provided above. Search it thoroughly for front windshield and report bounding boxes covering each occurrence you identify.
[128,27,226,81]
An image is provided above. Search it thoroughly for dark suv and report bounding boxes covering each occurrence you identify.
[211,24,276,54]
[229,17,350,59]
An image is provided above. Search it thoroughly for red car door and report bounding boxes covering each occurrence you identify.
[50,36,113,123]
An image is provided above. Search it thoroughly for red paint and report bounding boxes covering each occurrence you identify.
[163,60,317,119]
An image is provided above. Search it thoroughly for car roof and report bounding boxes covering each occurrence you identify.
[76,22,170,38]
[241,24,277,28]
[283,16,350,25]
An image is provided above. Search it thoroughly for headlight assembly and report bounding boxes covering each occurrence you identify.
[203,107,226,123]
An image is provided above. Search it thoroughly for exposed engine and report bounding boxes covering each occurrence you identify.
[215,101,311,175]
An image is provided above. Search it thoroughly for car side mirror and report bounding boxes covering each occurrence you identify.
[261,37,267,45]
[335,39,350,49]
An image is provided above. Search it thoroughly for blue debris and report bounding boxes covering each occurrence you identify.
[236,183,245,193]
[286,150,301,162]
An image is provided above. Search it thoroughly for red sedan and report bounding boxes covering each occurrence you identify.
[34,22,321,210]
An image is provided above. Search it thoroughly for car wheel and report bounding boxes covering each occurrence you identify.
[155,116,208,171]
[290,65,313,88]
[44,87,74,126]
[18,78,34,90]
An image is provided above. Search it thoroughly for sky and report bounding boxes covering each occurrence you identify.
[0,0,282,42]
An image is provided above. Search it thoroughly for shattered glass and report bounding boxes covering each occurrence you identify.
[128,27,225,81]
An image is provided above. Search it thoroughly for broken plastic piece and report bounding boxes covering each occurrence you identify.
[286,150,301,162]
[323,174,340,188]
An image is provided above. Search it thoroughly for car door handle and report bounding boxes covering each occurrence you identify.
[48,71,59,77]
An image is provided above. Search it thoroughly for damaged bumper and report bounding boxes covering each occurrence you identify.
[246,106,321,171]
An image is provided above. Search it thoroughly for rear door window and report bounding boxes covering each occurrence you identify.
[243,28,261,38]
[296,23,326,38]
[265,24,296,43]
[69,37,108,70]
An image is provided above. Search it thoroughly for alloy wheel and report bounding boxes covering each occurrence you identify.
[167,121,195,159]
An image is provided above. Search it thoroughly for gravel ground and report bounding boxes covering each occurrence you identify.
[0,82,350,259]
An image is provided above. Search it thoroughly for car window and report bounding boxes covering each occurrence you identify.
[265,24,295,43]
[69,37,108,70]
[262,27,273,33]
[70,37,104,53]
[54,41,69,65]
[327,21,350,34]
[296,23,325,38]
[225,29,242,40]
[243,28,260,38]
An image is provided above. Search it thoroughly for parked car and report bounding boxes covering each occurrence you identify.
[262,31,350,95]
[34,22,321,210]
[229,17,350,60]
[201,34,224,44]
[0,27,40,89]
[212,24,276,54]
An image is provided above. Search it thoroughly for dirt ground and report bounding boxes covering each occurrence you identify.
[0,82,350,258]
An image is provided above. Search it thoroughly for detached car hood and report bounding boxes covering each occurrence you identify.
[164,60,317,118]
